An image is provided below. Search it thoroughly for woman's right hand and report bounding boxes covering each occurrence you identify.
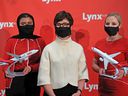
[99,68,105,75]
[5,70,15,78]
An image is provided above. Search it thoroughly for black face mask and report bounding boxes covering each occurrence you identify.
[18,25,34,38]
[104,26,119,36]
[55,27,71,38]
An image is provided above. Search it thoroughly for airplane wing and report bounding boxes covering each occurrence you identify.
[102,52,121,70]
[0,59,12,63]
[0,62,8,65]
[109,52,121,58]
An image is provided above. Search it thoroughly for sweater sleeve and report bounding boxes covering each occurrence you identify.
[37,46,51,86]
[78,48,89,82]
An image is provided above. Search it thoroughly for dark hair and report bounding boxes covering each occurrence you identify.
[54,11,74,26]
[17,13,35,28]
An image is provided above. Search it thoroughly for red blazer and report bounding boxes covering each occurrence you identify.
[3,37,46,88]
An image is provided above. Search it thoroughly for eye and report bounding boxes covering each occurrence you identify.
[28,22,33,25]
[20,22,27,26]
[105,22,110,25]
[56,23,61,27]
[62,23,70,26]
[63,23,70,27]
[112,22,117,25]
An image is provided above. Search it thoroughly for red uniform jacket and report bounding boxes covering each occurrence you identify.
[0,66,6,96]
[94,37,128,96]
[3,37,45,88]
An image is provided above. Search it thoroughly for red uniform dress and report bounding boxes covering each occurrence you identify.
[3,37,45,96]
[0,59,13,96]
[94,37,128,96]
[0,66,6,96]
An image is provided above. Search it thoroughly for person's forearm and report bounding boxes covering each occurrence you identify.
[77,79,85,91]
[43,84,56,96]
[72,80,85,96]
[92,58,100,73]
[92,63,100,73]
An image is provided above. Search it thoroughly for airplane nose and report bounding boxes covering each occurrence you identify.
[34,50,39,52]
[32,50,39,53]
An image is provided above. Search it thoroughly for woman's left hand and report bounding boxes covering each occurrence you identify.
[72,91,81,96]
[116,69,124,79]
[23,66,31,75]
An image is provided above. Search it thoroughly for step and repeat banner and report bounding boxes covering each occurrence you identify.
[0,0,128,96]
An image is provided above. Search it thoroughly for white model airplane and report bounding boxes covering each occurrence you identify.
[92,47,121,79]
[0,49,38,77]
[8,49,38,63]
[0,49,38,65]
[92,47,120,70]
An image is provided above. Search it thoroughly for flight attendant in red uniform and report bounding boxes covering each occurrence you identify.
[0,65,6,96]
[92,13,128,96]
[0,59,13,96]
[3,13,46,96]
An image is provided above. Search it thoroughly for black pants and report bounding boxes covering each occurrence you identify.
[6,72,40,96]
[6,76,26,96]
[43,84,78,96]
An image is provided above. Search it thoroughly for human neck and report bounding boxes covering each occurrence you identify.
[58,36,70,40]
[107,33,122,41]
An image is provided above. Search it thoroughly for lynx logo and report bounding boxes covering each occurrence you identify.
[82,13,106,22]
[0,22,15,29]
[84,83,98,92]
[0,90,5,96]
[42,0,62,4]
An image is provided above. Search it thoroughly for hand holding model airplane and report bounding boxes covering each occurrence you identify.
[92,47,121,79]
[0,49,38,77]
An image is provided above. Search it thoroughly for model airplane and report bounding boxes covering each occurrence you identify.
[92,47,121,79]
[92,47,120,70]
[8,49,38,63]
[0,49,38,77]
